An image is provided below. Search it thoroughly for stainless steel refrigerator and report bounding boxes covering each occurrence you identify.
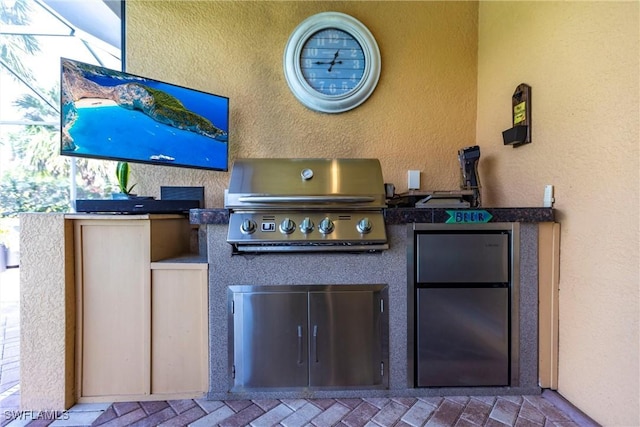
[411,224,519,387]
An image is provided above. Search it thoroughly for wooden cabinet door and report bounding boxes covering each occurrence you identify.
[150,264,208,394]
[75,220,150,397]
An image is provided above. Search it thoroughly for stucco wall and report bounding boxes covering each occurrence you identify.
[19,214,75,410]
[125,1,478,206]
[476,2,639,426]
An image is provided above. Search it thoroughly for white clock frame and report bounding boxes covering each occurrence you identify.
[283,12,381,114]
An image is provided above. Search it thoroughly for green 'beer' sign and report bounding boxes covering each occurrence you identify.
[445,210,493,224]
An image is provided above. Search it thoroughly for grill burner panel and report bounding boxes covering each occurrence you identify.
[227,212,387,246]
[225,158,388,253]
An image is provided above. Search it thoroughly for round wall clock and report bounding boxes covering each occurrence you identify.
[283,12,381,113]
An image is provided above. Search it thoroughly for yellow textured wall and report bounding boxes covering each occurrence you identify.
[477,2,639,426]
[125,1,478,206]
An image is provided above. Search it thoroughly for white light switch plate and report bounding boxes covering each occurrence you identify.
[408,170,420,190]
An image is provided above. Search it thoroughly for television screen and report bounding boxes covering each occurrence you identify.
[60,58,229,171]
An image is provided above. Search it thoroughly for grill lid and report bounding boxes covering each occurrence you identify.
[225,158,388,253]
[225,158,386,210]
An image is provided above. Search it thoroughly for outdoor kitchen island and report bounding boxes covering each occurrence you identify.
[191,206,555,400]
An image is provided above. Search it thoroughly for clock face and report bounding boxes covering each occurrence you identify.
[300,28,366,97]
[283,12,381,114]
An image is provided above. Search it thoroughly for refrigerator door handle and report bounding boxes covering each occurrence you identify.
[312,325,319,363]
[297,325,304,365]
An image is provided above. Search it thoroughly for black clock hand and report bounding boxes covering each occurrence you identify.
[328,61,343,72]
[313,50,343,72]
[328,50,340,72]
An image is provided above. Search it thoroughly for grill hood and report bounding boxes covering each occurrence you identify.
[225,158,388,253]
[225,158,386,210]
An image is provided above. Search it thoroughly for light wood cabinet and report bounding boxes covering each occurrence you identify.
[72,215,208,402]
[150,262,208,395]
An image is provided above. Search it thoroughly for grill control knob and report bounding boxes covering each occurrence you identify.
[300,217,314,234]
[279,218,296,234]
[240,219,257,234]
[356,217,372,234]
[318,217,334,234]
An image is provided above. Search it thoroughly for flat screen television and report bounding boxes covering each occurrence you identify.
[60,58,229,171]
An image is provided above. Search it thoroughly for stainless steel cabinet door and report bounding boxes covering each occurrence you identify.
[416,287,509,387]
[416,233,509,283]
[308,291,383,387]
[233,291,308,388]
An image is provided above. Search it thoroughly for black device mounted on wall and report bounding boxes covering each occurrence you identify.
[502,83,531,147]
[75,186,204,214]
[160,186,204,206]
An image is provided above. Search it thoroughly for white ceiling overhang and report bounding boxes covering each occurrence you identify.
[41,0,121,49]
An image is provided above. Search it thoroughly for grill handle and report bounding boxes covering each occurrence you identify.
[237,195,376,204]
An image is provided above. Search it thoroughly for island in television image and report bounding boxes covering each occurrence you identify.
[60,58,229,171]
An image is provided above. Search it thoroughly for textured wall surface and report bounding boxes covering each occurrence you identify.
[125,1,478,207]
[19,214,74,410]
[476,2,639,425]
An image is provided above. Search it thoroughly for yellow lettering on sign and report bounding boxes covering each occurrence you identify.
[514,101,527,124]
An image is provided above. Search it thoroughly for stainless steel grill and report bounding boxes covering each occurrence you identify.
[225,158,388,253]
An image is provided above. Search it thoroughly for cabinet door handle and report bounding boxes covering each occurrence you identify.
[297,325,303,365]
[313,325,319,363]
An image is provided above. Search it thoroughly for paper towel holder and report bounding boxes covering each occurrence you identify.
[502,83,531,147]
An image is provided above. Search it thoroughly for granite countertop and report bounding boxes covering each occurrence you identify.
[190,207,554,225]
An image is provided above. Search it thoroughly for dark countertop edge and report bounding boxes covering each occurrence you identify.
[190,207,554,225]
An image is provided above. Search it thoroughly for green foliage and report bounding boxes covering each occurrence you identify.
[0,121,118,213]
[9,114,64,176]
[1,0,40,83]
[0,160,114,216]
[115,161,136,195]
[0,172,70,216]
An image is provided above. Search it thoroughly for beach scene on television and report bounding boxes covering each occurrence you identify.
[60,58,229,171]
